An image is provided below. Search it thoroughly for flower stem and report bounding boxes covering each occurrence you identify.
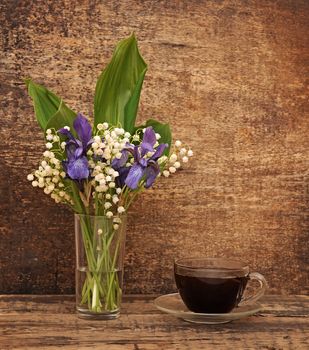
[78,215,123,313]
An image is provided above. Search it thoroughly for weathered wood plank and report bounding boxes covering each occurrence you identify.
[0,0,308,295]
[0,294,308,316]
[0,295,308,349]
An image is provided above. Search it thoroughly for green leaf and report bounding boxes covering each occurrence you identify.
[94,33,147,133]
[137,119,172,156]
[45,100,76,136]
[25,79,62,130]
[26,79,77,135]
[66,180,85,214]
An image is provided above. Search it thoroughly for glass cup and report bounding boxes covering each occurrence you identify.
[75,214,127,319]
[174,257,267,313]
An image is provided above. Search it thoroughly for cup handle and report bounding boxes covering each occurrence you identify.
[239,272,267,305]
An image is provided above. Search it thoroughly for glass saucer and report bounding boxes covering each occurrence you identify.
[154,293,261,324]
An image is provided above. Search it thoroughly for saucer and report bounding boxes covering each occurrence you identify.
[154,293,261,324]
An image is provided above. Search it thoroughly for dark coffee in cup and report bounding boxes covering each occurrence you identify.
[174,258,266,314]
[175,273,248,313]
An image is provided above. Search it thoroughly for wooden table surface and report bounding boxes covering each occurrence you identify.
[0,295,308,350]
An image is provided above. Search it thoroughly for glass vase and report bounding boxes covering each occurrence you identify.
[75,214,126,319]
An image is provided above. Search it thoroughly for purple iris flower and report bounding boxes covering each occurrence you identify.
[112,127,167,190]
[58,113,93,181]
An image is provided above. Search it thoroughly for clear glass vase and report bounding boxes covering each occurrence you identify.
[75,214,126,319]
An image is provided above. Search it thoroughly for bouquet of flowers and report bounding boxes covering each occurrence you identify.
[26,34,192,318]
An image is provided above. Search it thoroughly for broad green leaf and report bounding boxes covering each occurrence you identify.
[124,70,147,133]
[25,79,61,130]
[26,79,77,135]
[94,33,147,133]
[45,100,76,136]
[137,119,172,156]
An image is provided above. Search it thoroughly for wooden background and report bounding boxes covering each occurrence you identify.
[0,0,308,295]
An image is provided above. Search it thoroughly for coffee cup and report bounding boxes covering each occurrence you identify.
[174,257,267,313]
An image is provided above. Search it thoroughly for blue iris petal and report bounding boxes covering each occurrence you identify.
[67,156,89,180]
[151,143,168,161]
[125,163,145,189]
[112,126,168,190]
[58,114,93,182]
[115,166,131,188]
[74,113,92,151]
[144,163,160,188]
[112,150,129,169]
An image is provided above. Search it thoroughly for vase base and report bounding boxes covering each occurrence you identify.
[77,307,120,320]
